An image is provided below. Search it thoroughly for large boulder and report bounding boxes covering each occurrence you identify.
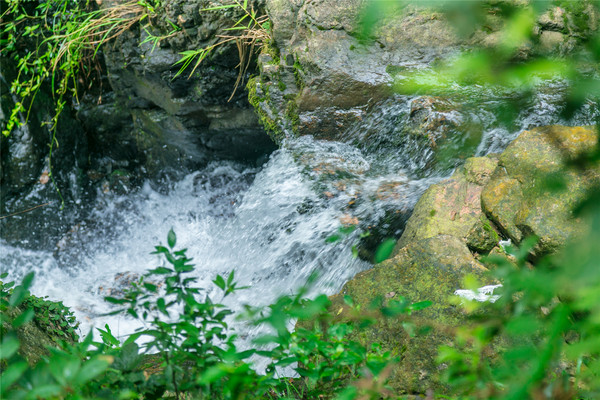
[328,125,598,393]
[481,125,599,256]
[330,235,490,394]
[325,155,501,393]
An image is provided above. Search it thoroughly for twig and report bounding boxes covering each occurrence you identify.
[0,203,51,220]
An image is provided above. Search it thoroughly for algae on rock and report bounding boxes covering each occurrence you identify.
[481,125,599,256]
[330,235,491,394]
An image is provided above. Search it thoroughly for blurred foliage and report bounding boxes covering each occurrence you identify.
[361,0,600,127]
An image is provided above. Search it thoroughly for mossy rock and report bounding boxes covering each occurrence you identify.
[396,156,500,254]
[481,125,599,256]
[329,235,492,395]
[1,291,79,367]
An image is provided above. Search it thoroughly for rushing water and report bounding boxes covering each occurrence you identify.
[1,84,598,345]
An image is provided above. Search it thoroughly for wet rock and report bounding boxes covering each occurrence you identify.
[481,125,599,257]
[396,156,499,254]
[255,2,462,141]
[329,235,491,394]
[253,1,598,143]
[101,0,275,177]
[1,61,94,250]
[407,97,464,146]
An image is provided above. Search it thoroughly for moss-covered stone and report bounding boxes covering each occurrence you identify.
[330,235,491,394]
[1,290,79,367]
[247,76,286,144]
[481,125,599,256]
[396,156,499,253]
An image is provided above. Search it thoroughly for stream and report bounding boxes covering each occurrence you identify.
[1,86,598,345]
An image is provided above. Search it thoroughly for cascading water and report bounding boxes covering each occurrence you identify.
[1,81,598,347]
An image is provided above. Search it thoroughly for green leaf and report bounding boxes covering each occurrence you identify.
[338,225,356,235]
[98,324,120,347]
[198,365,228,384]
[157,297,168,315]
[167,228,176,249]
[0,336,20,360]
[0,361,27,393]
[200,4,237,11]
[334,386,358,400]
[25,384,63,399]
[343,295,354,307]
[74,357,111,385]
[153,245,169,254]
[374,238,396,263]
[104,296,126,305]
[149,267,173,275]
[326,234,341,243]
[223,26,248,31]
[12,308,34,328]
[408,300,432,312]
[10,272,34,307]
[143,283,158,292]
[214,275,226,290]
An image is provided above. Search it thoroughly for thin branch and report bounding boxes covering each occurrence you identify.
[0,203,51,220]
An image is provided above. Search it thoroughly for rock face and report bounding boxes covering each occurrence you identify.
[101,0,276,177]
[254,1,462,143]
[481,125,599,257]
[329,125,599,394]
[0,63,93,249]
[251,1,598,143]
[328,155,500,394]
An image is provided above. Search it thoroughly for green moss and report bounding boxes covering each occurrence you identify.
[278,80,287,91]
[246,76,285,144]
[262,40,281,65]
[284,99,300,135]
[481,215,500,244]
[293,60,306,91]
[329,235,492,394]
[555,0,592,35]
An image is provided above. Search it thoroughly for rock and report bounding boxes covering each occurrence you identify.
[101,0,276,177]
[396,156,500,254]
[0,60,94,250]
[253,1,599,143]
[481,125,599,256]
[538,30,570,53]
[256,1,462,141]
[1,292,79,366]
[329,235,491,394]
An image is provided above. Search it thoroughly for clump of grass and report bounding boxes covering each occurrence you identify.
[174,0,271,101]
